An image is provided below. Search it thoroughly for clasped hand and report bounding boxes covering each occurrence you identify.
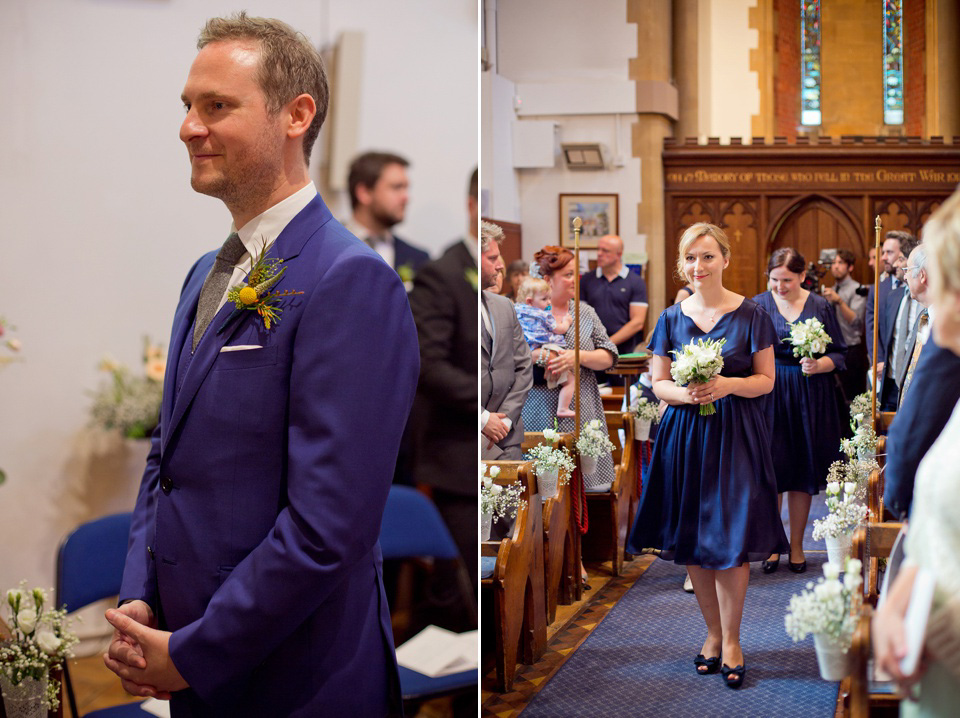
[102,600,188,699]
[686,376,728,404]
[799,357,822,375]
[546,348,571,376]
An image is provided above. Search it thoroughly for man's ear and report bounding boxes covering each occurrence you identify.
[355,183,373,207]
[286,93,316,140]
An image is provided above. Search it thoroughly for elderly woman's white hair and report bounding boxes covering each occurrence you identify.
[480,220,504,253]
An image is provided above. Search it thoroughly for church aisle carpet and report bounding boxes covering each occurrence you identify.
[485,495,839,717]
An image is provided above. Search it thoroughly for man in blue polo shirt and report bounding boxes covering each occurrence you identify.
[580,234,648,384]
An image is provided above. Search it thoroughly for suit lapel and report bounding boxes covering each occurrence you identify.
[161,194,332,453]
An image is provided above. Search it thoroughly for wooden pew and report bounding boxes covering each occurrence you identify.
[844,605,900,718]
[480,460,547,692]
[580,412,636,576]
[851,521,905,607]
[521,432,582,625]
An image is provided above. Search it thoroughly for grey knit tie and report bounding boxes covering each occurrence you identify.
[193,233,245,350]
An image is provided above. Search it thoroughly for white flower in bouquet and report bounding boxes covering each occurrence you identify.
[784,557,863,648]
[849,393,871,425]
[1,581,78,712]
[783,317,832,375]
[526,443,576,480]
[631,397,660,423]
[542,428,560,444]
[669,337,726,416]
[576,419,615,458]
[850,423,877,458]
[813,492,868,540]
[479,463,526,522]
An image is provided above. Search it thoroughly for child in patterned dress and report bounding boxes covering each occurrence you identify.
[514,278,576,417]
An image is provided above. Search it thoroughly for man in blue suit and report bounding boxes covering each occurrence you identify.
[866,230,909,365]
[102,14,419,717]
[347,151,431,288]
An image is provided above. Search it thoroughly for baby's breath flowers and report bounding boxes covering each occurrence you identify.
[576,419,615,458]
[480,463,526,522]
[90,337,165,439]
[1,582,78,712]
[631,397,660,423]
[785,558,863,648]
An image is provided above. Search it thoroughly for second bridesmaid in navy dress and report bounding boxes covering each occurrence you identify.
[627,223,788,689]
[753,248,846,574]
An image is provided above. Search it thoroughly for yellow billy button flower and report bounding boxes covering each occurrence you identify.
[238,286,259,305]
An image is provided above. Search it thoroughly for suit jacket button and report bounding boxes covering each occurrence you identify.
[160,476,173,495]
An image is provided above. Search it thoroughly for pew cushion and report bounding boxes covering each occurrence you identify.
[585,482,613,492]
[480,556,496,579]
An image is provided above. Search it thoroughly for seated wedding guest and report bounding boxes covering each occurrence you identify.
[501,259,529,301]
[481,221,532,460]
[821,249,867,402]
[408,168,479,590]
[521,245,618,490]
[580,234,647,384]
[897,243,933,405]
[877,236,921,411]
[874,188,960,715]
[753,249,846,574]
[346,150,430,284]
[866,230,908,366]
[103,15,419,716]
[627,223,786,689]
[514,277,575,417]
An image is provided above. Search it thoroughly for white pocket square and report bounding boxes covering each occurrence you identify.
[220,344,263,353]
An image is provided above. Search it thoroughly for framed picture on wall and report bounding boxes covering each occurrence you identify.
[559,193,618,248]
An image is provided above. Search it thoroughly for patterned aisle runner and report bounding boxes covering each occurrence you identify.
[520,495,836,717]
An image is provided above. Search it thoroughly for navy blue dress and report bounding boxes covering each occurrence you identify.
[752,291,846,495]
[626,299,789,569]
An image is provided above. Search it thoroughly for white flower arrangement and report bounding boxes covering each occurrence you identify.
[1,583,78,712]
[631,397,660,423]
[480,464,526,522]
[90,337,166,439]
[575,419,615,458]
[824,458,877,504]
[669,337,726,415]
[849,393,871,425]
[785,558,863,648]
[783,317,832,372]
[841,422,877,460]
[525,443,576,481]
[813,483,869,540]
[542,428,560,444]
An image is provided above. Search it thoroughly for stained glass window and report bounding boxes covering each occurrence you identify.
[800,0,821,126]
[883,0,904,125]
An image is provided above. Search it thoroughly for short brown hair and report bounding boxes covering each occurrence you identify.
[348,152,409,209]
[885,230,913,246]
[675,223,731,282]
[198,12,328,165]
[835,249,856,267]
[468,167,478,200]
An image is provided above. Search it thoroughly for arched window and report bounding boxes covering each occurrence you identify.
[800,0,821,127]
[883,0,904,125]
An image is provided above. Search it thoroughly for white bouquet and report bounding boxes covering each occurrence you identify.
[480,464,526,522]
[632,397,660,423]
[1,583,79,712]
[813,484,868,540]
[841,422,877,460]
[824,458,877,504]
[526,444,576,480]
[575,419,615,458]
[849,393,871,426]
[783,317,832,376]
[669,337,727,416]
[785,558,863,647]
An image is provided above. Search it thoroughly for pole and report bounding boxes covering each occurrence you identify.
[573,217,582,442]
[871,215,881,423]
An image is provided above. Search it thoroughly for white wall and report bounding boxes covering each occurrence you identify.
[0,0,476,596]
[699,0,760,142]
[483,0,643,265]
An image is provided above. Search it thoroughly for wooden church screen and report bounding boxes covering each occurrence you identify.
[661,138,960,304]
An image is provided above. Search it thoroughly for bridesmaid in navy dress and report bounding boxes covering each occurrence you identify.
[752,248,846,574]
[627,223,788,689]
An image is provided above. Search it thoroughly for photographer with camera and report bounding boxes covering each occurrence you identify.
[821,249,868,401]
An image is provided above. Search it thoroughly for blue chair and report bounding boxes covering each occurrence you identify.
[379,486,477,711]
[56,512,145,717]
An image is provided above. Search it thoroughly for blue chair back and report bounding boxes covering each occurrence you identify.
[56,512,132,613]
[379,486,459,561]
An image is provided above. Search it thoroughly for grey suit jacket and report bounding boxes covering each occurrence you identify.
[481,290,532,459]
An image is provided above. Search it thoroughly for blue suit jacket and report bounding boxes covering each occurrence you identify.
[866,276,900,364]
[884,338,960,519]
[120,194,419,717]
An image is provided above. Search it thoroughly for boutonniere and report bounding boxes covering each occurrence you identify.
[397,263,415,284]
[465,268,478,292]
[218,241,304,333]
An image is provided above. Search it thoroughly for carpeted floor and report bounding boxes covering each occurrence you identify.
[521,494,837,717]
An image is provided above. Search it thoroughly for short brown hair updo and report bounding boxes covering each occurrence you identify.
[533,246,575,278]
[767,247,806,275]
